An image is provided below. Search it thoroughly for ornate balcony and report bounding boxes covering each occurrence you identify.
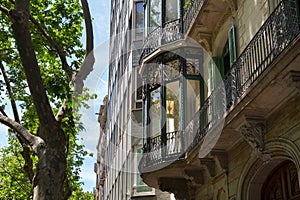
[140,0,300,172]
[140,0,234,63]
[140,19,183,61]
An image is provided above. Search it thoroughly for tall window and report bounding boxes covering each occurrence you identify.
[166,81,180,133]
[186,80,201,124]
[135,2,144,39]
[149,0,161,30]
[134,148,153,194]
[150,87,161,137]
[165,0,180,22]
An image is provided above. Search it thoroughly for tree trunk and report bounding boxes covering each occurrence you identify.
[33,127,67,200]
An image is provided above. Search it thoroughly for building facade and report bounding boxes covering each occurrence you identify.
[95,0,172,199]
[139,0,300,199]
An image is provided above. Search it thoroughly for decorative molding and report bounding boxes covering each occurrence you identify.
[223,0,237,15]
[196,32,212,52]
[159,177,193,200]
[284,71,300,91]
[211,150,228,170]
[200,158,216,177]
[239,116,266,152]
[184,168,204,185]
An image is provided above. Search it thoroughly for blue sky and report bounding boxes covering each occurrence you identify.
[76,0,111,192]
[0,0,111,193]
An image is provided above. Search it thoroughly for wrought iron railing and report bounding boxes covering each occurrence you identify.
[140,19,183,62]
[183,0,204,34]
[166,131,182,156]
[140,0,300,169]
[142,131,182,166]
[188,0,300,151]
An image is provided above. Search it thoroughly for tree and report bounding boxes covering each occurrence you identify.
[0,0,94,199]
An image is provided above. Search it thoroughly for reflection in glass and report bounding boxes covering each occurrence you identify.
[164,59,180,81]
[150,87,161,137]
[186,80,200,124]
[135,2,144,39]
[166,81,180,133]
[150,0,161,30]
[166,0,180,22]
[136,2,144,29]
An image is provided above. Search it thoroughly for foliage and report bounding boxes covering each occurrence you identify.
[0,134,32,200]
[69,190,95,200]
[0,0,95,198]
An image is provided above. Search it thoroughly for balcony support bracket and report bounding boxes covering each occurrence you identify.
[200,158,216,177]
[184,168,204,185]
[238,116,266,153]
[284,70,300,91]
[211,150,228,170]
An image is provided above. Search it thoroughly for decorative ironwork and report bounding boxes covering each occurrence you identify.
[140,26,162,61]
[233,0,299,97]
[183,0,204,34]
[166,131,182,156]
[162,19,182,44]
[140,20,183,62]
[141,0,300,169]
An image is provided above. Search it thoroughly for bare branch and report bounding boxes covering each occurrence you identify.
[29,16,73,79]
[0,4,10,15]
[0,115,44,154]
[0,107,8,117]
[0,61,34,182]
[56,0,95,122]
[72,0,95,94]
[0,62,20,122]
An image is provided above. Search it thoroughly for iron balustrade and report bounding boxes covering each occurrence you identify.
[183,0,203,34]
[141,0,300,169]
[140,0,204,62]
[142,131,182,166]
[140,19,183,62]
[141,26,162,60]
[166,131,182,156]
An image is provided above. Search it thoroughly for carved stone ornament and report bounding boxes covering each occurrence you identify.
[239,117,266,152]
[284,71,300,91]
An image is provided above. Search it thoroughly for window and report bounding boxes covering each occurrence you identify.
[150,87,161,137]
[134,148,153,194]
[135,2,144,39]
[135,67,143,101]
[149,0,161,30]
[186,80,201,125]
[165,0,180,22]
[166,81,180,133]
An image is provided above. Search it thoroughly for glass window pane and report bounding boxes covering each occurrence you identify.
[186,80,200,124]
[166,0,180,22]
[136,2,144,28]
[150,87,161,137]
[136,148,153,192]
[135,2,144,40]
[166,81,180,133]
[150,0,161,29]
[164,59,180,80]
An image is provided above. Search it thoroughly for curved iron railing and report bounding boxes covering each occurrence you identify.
[183,0,204,34]
[140,0,300,169]
[140,19,183,62]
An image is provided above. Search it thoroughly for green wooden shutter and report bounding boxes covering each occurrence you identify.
[209,57,223,91]
[228,25,237,67]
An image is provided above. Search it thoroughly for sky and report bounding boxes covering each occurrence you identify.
[75,0,111,192]
[0,0,111,193]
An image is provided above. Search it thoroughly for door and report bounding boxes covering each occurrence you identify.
[262,162,300,200]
